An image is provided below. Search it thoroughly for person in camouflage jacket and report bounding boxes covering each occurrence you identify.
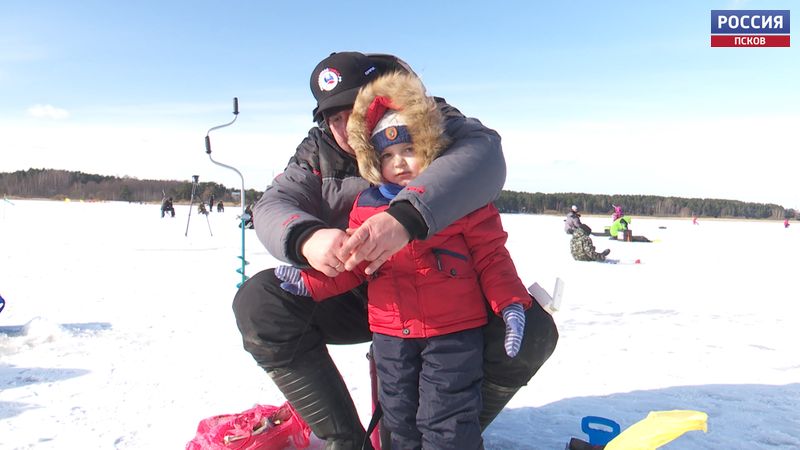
[571,224,610,261]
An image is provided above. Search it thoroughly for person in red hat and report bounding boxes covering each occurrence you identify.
[233,52,558,449]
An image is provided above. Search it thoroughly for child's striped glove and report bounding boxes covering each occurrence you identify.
[501,303,526,358]
[274,265,311,297]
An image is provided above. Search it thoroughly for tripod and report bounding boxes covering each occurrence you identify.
[185,175,213,237]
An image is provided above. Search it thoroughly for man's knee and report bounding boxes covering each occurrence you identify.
[483,301,559,387]
[232,269,321,369]
[232,269,276,326]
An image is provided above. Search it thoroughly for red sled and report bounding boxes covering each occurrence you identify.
[186,401,312,450]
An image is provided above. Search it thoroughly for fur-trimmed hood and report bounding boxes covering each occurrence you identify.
[347,71,449,185]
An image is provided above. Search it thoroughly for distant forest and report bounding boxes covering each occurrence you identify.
[1,168,795,220]
[497,190,794,220]
[0,169,262,207]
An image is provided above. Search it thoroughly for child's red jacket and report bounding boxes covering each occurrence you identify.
[301,187,531,339]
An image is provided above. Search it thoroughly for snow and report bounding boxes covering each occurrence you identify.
[1,199,798,449]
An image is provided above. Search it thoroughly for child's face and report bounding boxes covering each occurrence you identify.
[379,142,422,186]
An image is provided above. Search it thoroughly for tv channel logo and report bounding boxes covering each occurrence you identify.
[711,10,790,47]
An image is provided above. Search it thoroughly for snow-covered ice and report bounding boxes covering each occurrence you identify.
[1,199,798,449]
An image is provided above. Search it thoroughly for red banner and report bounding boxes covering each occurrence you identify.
[711,35,790,47]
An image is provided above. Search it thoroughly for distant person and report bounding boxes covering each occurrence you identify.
[571,224,610,262]
[692,215,699,225]
[198,202,208,215]
[217,201,225,213]
[240,203,254,229]
[612,204,624,221]
[273,71,532,449]
[160,197,175,218]
[208,194,216,213]
[609,216,629,240]
[564,205,583,234]
[784,218,790,228]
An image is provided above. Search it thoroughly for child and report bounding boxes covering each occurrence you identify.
[275,71,531,450]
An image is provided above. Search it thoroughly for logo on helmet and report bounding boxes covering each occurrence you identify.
[318,68,342,92]
[385,127,398,141]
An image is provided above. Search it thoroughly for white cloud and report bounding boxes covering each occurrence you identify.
[27,104,70,120]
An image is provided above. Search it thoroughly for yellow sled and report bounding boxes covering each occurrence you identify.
[605,410,708,450]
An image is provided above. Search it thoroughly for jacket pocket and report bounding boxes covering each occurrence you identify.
[431,248,473,278]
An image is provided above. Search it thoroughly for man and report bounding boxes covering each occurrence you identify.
[570,224,610,262]
[160,196,174,218]
[564,204,582,234]
[233,52,559,450]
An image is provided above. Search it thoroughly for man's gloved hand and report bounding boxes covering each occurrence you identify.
[274,265,311,297]
[501,303,526,358]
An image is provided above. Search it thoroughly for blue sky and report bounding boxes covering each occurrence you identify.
[2,1,798,209]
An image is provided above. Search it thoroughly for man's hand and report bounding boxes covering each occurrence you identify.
[338,212,410,275]
[301,228,348,277]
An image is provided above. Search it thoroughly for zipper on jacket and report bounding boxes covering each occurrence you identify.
[431,248,468,274]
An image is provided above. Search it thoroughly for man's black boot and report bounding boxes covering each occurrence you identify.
[479,379,521,431]
[266,349,371,450]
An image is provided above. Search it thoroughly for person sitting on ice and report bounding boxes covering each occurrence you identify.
[609,216,630,240]
[217,201,224,213]
[564,204,583,234]
[239,203,254,229]
[160,196,175,218]
[197,202,208,215]
[273,71,532,450]
[571,224,610,262]
[612,204,624,221]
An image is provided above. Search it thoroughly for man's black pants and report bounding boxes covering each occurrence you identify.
[233,268,558,390]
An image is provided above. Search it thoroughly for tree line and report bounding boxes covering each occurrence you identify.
[496,190,794,220]
[0,169,262,206]
[1,168,794,220]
